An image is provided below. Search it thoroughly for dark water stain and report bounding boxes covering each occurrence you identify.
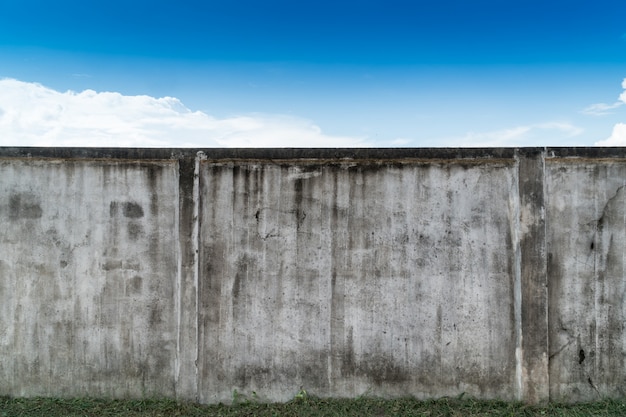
[9,193,42,220]
[127,222,144,240]
[232,350,330,390]
[294,178,305,231]
[109,201,118,217]
[110,201,145,218]
[102,259,123,271]
[127,275,143,294]
[232,262,246,301]
[146,164,160,217]
[200,243,225,327]
[149,300,163,326]
[353,352,412,386]
[234,365,272,387]
[232,271,242,301]
[123,202,144,218]
[232,256,252,320]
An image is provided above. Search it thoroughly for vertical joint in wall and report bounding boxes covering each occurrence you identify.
[174,153,201,401]
[516,148,549,403]
[193,151,206,401]
[174,159,182,397]
[512,151,523,402]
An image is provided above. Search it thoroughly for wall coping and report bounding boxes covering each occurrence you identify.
[0,147,625,161]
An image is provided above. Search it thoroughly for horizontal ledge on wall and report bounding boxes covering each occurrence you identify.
[1,147,624,163]
[1,147,526,161]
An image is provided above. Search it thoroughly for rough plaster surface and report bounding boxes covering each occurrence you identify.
[0,159,179,397]
[198,160,519,402]
[546,159,626,402]
[1,148,625,404]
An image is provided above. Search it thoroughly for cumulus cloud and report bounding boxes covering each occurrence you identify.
[441,122,584,147]
[0,78,368,147]
[595,123,626,146]
[594,78,626,146]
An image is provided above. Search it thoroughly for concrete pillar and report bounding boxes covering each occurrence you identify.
[517,149,549,403]
[174,154,200,400]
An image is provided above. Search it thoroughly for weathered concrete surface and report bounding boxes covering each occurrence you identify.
[546,156,626,402]
[174,156,199,399]
[1,147,626,404]
[517,150,549,403]
[197,159,520,402]
[0,158,180,397]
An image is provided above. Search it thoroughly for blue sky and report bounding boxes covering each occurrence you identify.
[1,0,625,147]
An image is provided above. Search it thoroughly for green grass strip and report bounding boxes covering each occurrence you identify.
[1,396,626,417]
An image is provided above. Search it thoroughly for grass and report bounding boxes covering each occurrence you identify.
[1,396,626,417]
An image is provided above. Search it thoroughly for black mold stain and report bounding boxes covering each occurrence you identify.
[232,257,249,315]
[123,202,144,218]
[579,349,585,364]
[149,300,163,326]
[295,208,306,230]
[9,193,43,220]
[294,178,304,231]
[127,222,144,240]
[595,185,625,233]
[128,276,143,294]
[232,270,242,300]
[355,353,412,386]
[232,351,330,390]
[201,242,225,330]
[146,165,160,217]
[368,359,411,386]
[254,208,281,240]
[102,260,123,271]
[110,200,145,219]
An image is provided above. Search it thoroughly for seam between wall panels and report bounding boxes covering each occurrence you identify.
[542,148,549,402]
[192,152,206,401]
[512,152,523,401]
[175,161,182,398]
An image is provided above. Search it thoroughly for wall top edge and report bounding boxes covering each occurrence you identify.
[0,147,624,161]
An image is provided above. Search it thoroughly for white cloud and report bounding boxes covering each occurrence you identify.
[0,78,368,148]
[620,79,626,103]
[595,123,626,146]
[580,101,623,116]
[438,122,584,147]
[581,78,626,116]
[594,78,626,146]
[387,137,412,146]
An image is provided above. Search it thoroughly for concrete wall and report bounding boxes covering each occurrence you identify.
[0,147,625,403]
[546,155,626,402]
[0,158,180,398]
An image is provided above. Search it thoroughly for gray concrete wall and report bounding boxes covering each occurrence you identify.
[0,147,625,403]
[546,155,626,402]
[0,157,180,398]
